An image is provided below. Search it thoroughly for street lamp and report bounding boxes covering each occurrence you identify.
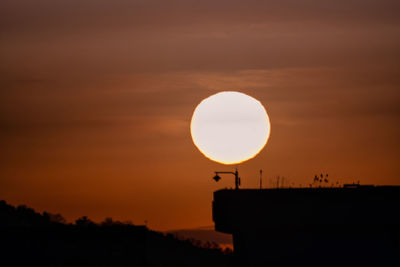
[213,169,241,190]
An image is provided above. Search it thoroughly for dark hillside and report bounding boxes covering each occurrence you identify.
[0,200,230,267]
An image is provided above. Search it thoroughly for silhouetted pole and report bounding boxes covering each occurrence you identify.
[235,169,240,189]
[260,169,263,189]
[213,169,241,190]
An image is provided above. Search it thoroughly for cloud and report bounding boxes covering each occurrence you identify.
[2,1,400,35]
[2,0,400,79]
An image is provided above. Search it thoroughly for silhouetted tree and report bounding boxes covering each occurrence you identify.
[101,217,114,226]
[0,200,230,267]
[75,216,95,227]
[44,212,66,224]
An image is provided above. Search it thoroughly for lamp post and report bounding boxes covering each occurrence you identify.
[213,169,241,190]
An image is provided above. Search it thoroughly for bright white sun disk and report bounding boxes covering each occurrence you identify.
[190,91,271,165]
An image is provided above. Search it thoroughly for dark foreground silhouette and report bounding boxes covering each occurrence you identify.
[213,185,400,267]
[0,200,231,267]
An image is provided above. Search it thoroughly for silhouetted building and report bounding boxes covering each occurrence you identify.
[213,185,400,266]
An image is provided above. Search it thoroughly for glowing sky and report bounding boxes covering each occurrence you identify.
[1,0,400,230]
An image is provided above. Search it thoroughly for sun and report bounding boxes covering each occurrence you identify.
[190,91,271,165]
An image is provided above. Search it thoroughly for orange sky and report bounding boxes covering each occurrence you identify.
[1,0,400,230]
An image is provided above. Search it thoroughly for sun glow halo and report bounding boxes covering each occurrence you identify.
[190,91,271,165]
